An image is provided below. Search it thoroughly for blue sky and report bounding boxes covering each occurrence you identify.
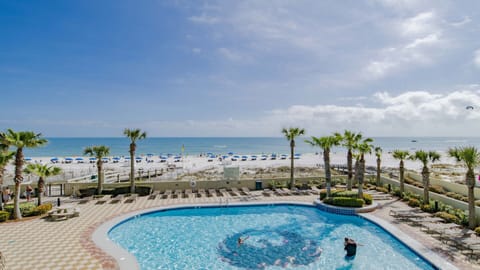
[1,0,480,137]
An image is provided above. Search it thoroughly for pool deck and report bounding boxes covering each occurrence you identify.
[1,192,478,270]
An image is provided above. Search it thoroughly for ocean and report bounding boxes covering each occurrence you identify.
[19,137,480,157]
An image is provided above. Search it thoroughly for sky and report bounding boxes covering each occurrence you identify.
[1,0,480,137]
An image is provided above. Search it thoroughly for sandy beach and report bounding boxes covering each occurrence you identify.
[3,151,463,184]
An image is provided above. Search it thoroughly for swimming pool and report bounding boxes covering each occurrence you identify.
[107,204,436,270]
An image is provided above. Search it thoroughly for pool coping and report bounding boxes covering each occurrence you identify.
[92,201,457,270]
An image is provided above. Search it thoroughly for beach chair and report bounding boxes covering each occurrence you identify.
[219,188,229,197]
[197,189,206,198]
[185,189,193,198]
[78,196,93,204]
[241,187,251,195]
[124,194,138,203]
[110,194,125,204]
[420,222,460,235]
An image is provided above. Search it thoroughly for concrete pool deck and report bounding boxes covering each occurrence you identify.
[0,192,478,269]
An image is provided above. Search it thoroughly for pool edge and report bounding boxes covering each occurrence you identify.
[92,201,458,270]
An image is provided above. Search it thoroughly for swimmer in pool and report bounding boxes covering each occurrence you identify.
[238,236,250,246]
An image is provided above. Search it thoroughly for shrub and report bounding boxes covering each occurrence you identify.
[407,198,420,207]
[33,203,53,215]
[475,227,480,236]
[375,187,388,193]
[429,185,445,194]
[435,212,460,224]
[334,191,358,198]
[420,204,436,213]
[0,211,10,222]
[323,197,364,208]
[4,202,37,217]
[363,194,373,205]
[392,188,402,198]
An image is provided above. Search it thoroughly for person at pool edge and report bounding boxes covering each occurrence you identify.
[238,236,249,246]
[344,237,357,257]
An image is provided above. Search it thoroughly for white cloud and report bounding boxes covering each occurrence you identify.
[192,48,202,54]
[217,47,252,63]
[188,14,219,24]
[449,16,471,27]
[474,49,480,68]
[400,11,437,37]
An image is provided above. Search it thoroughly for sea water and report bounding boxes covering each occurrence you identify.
[22,137,480,157]
[108,204,436,270]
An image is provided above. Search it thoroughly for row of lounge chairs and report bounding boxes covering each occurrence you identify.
[262,187,320,197]
[147,187,254,200]
[389,209,480,260]
[77,194,138,204]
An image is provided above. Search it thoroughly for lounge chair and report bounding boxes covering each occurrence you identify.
[262,189,273,196]
[229,188,239,196]
[241,187,251,196]
[78,196,93,204]
[48,207,80,221]
[162,190,172,199]
[173,189,183,199]
[406,216,444,226]
[219,188,229,197]
[110,194,125,204]
[148,190,160,200]
[420,222,460,235]
[198,189,206,198]
[208,189,217,197]
[281,188,292,195]
[95,195,111,205]
[185,189,193,198]
[124,194,138,203]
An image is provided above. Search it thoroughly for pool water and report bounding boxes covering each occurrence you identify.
[108,205,435,270]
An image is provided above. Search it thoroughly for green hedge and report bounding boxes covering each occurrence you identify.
[33,203,53,215]
[4,202,37,217]
[407,198,420,207]
[323,197,364,208]
[435,211,460,224]
[0,211,10,222]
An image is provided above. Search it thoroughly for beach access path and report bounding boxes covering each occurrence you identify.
[0,193,477,270]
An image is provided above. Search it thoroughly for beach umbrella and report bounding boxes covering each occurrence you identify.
[75,157,84,161]
[125,156,130,160]
[50,157,59,162]
[147,153,154,157]
[135,156,142,160]
[113,157,120,160]
[89,157,97,161]
[65,157,73,161]
[24,157,32,161]
[228,152,234,155]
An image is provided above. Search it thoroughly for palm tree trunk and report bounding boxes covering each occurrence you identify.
[358,157,365,199]
[0,165,4,211]
[289,140,295,188]
[97,161,103,195]
[130,143,135,194]
[37,177,44,206]
[422,167,429,203]
[353,159,359,186]
[399,161,405,194]
[467,170,476,229]
[376,157,381,186]
[347,150,353,190]
[324,149,331,198]
[13,148,24,220]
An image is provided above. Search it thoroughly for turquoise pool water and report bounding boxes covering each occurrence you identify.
[108,205,436,270]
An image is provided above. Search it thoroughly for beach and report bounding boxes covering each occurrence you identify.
[3,151,464,185]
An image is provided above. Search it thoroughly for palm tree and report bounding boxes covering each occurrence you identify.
[336,131,363,190]
[84,145,110,195]
[409,150,440,203]
[0,142,15,210]
[375,147,382,186]
[0,129,47,220]
[356,139,374,199]
[24,164,62,206]
[392,150,409,194]
[282,127,306,188]
[448,146,480,229]
[123,128,147,193]
[305,135,341,198]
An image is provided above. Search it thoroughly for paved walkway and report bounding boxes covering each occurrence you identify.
[0,193,478,269]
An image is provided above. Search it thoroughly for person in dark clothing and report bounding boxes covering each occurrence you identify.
[344,237,357,257]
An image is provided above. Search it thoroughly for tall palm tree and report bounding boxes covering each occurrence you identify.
[0,129,47,220]
[0,142,15,210]
[84,145,110,195]
[375,147,383,186]
[356,139,374,199]
[409,150,440,203]
[336,131,363,190]
[282,127,305,188]
[123,128,147,193]
[24,164,62,206]
[448,146,480,229]
[305,135,341,198]
[392,150,409,194]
